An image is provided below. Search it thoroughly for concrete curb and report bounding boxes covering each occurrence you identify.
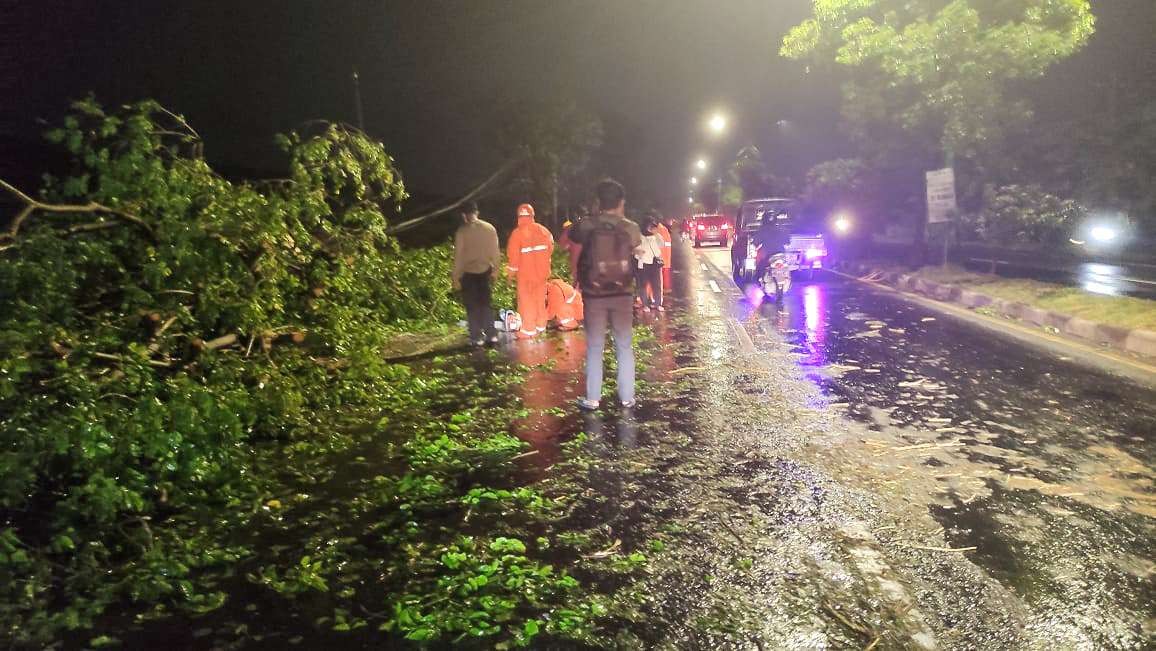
[837,261,1156,359]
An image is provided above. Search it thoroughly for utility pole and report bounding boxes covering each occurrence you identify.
[551,172,559,233]
[352,69,365,132]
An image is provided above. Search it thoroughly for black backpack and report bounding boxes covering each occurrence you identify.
[579,218,634,296]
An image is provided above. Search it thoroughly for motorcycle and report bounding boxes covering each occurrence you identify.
[763,252,792,302]
[733,243,793,303]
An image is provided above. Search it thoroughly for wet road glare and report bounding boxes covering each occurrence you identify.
[503,237,1153,649]
[685,245,1155,649]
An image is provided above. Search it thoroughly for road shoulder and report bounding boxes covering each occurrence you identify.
[831,267,1156,386]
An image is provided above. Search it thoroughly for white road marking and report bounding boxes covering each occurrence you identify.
[708,280,721,293]
[727,317,756,353]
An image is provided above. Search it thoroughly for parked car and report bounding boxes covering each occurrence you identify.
[730,198,828,286]
[687,213,732,247]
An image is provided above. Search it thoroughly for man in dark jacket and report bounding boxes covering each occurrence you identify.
[569,179,643,410]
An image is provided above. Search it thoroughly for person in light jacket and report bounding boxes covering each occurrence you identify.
[635,216,665,312]
[452,201,501,346]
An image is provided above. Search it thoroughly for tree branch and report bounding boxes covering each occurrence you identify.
[386,157,522,235]
[0,178,154,242]
[155,106,201,142]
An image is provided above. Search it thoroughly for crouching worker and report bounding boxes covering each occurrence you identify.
[546,277,583,330]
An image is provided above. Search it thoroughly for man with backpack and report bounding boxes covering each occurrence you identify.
[570,178,643,410]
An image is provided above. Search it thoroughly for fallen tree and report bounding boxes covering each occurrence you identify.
[0,98,465,641]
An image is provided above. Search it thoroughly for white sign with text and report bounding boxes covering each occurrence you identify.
[926,167,957,224]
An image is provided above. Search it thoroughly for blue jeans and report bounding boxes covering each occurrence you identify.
[583,294,635,404]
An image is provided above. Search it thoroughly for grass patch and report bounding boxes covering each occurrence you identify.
[911,265,1156,331]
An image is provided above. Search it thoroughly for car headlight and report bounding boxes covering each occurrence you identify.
[1090,226,1117,242]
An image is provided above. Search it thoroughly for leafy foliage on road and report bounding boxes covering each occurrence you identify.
[0,99,467,642]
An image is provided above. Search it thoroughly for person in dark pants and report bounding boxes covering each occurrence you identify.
[452,201,500,346]
[635,215,664,312]
[570,178,644,410]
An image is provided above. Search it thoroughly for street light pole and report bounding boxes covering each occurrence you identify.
[352,69,365,132]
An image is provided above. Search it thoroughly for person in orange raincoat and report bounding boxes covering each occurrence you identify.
[506,203,554,339]
[653,213,673,297]
[546,277,583,330]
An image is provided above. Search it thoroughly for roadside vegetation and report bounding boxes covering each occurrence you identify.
[874,264,1156,332]
[783,1,1156,247]
[0,99,631,648]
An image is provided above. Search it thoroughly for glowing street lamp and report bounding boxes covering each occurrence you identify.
[690,177,698,185]
[687,197,694,204]
[695,159,707,171]
[708,113,727,135]
[834,214,852,234]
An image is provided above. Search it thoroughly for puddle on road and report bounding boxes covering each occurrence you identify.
[489,250,1155,648]
[731,272,1156,648]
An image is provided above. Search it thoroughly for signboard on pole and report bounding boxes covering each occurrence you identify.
[926,168,957,224]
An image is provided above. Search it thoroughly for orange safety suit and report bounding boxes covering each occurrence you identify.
[506,204,554,339]
[546,278,584,330]
[653,222,673,301]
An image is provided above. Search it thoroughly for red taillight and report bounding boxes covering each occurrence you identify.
[721,223,730,230]
[772,259,786,269]
[697,224,706,231]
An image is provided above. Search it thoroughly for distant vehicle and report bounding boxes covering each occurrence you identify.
[686,213,732,247]
[730,198,829,287]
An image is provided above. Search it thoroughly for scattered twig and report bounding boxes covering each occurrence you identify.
[821,602,872,636]
[715,514,747,546]
[890,441,964,452]
[92,351,171,367]
[509,450,540,461]
[146,316,179,355]
[895,542,976,553]
[583,538,621,559]
[195,333,238,351]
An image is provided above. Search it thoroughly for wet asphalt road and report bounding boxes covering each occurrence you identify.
[480,238,1156,648]
[686,243,1155,648]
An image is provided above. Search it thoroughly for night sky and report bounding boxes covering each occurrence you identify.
[2,1,1153,212]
